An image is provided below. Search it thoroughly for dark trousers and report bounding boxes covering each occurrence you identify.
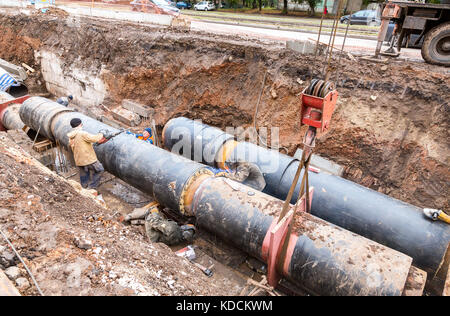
[78,161,104,189]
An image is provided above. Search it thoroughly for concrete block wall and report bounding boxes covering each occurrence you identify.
[0,1,173,27]
[36,50,107,108]
[0,0,28,8]
[58,5,173,26]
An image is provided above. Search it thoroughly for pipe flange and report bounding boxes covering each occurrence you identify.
[203,132,235,165]
[179,168,214,216]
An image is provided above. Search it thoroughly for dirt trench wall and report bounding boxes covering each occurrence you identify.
[0,11,448,211]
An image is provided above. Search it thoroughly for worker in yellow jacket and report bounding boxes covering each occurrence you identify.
[67,118,107,189]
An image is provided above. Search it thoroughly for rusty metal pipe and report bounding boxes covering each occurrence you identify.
[162,117,450,277]
[18,98,422,295]
[0,91,25,131]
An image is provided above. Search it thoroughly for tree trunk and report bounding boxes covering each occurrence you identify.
[282,0,288,14]
[258,0,262,11]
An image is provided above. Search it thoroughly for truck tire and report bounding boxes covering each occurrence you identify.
[421,22,450,66]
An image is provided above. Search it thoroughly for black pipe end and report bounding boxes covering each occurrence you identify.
[7,84,28,98]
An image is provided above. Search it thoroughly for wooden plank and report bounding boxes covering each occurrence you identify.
[34,141,52,148]
[444,265,450,296]
[0,270,21,296]
[402,266,426,296]
[33,140,54,153]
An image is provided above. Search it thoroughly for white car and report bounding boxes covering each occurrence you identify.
[194,1,215,11]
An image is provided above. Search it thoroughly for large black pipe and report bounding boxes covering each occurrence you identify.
[193,176,414,296]
[19,97,207,213]
[18,97,421,296]
[162,117,450,277]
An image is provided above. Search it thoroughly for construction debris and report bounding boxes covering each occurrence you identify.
[0,269,20,296]
[0,3,448,297]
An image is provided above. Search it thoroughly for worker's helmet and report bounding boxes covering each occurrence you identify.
[70,118,82,128]
[180,224,196,242]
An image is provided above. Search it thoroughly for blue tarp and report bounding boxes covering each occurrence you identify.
[0,72,18,92]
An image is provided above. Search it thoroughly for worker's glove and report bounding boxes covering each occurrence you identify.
[99,129,115,140]
[180,224,196,242]
[96,137,108,145]
[126,202,159,222]
[124,206,150,222]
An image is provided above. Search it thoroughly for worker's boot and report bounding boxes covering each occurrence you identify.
[78,166,90,188]
[89,161,104,189]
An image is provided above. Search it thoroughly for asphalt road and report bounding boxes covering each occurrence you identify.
[191,20,423,61]
[21,1,425,62]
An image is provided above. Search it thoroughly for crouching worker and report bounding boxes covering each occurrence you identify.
[57,95,73,107]
[125,202,196,246]
[145,209,196,246]
[67,118,108,189]
[127,127,154,144]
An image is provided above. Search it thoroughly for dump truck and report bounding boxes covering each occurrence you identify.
[376,0,450,66]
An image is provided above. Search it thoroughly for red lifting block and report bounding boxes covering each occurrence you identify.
[0,95,30,131]
[301,88,338,133]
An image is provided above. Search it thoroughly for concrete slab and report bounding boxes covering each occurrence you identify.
[86,107,104,121]
[286,40,324,55]
[100,115,126,129]
[294,149,344,176]
[122,100,154,118]
[0,0,28,8]
[111,107,141,127]
[0,59,27,81]
[59,5,173,27]
[0,269,21,296]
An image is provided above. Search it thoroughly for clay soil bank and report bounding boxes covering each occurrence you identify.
[0,9,448,212]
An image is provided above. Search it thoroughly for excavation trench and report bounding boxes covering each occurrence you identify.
[0,9,449,295]
[0,10,448,212]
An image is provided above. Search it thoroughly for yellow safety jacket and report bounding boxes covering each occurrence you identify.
[67,127,103,166]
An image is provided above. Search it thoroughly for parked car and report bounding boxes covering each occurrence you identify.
[384,21,423,48]
[340,10,381,26]
[176,1,192,9]
[194,1,215,11]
